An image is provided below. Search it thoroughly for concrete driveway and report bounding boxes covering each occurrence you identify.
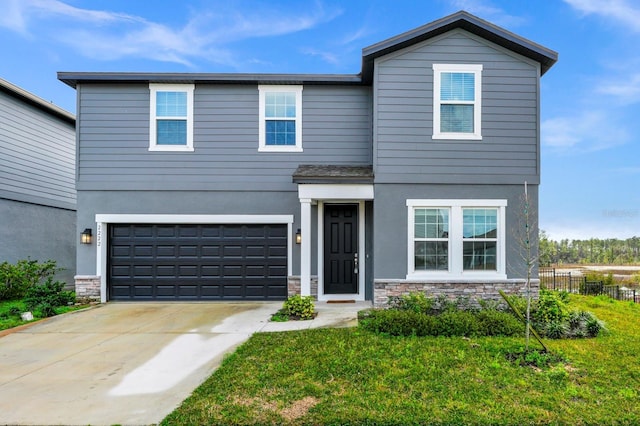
[0,302,276,425]
[0,301,365,426]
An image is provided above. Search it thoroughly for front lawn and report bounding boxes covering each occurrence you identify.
[163,295,640,425]
[0,299,87,331]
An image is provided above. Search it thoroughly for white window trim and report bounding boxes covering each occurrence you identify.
[432,64,482,140]
[406,199,507,280]
[258,85,303,152]
[149,83,194,152]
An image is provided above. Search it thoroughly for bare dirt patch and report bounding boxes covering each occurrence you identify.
[280,396,319,421]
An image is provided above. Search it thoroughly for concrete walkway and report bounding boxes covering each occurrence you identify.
[0,301,369,426]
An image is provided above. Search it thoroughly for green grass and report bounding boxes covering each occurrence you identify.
[0,299,87,331]
[162,295,640,425]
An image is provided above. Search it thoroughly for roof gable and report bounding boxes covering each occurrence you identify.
[361,10,557,83]
[58,10,557,88]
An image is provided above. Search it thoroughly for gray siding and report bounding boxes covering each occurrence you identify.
[374,29,540,185]
[77,84,372,191]
[0,91,76,209]
[372,183,537,280]
[0,198,76,285]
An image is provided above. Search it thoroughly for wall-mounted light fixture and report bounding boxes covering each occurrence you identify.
[81,228,93,244]
[295,229,301,244]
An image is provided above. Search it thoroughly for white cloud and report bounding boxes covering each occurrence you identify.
[300,48,340,65]
[446,0,527,27]
[0,0,341,68]
[564,0,640,32]
[597,72,640,104]
[542,111,629,153]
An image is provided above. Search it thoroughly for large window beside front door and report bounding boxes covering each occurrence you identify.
[407,199,506,279]
[414,208,449,271]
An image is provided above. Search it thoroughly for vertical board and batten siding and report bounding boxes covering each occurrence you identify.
[77,84,372,191]
[0,91,76,209]
[374,29,540,184]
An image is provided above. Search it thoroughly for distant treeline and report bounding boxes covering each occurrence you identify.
[539,232,640,266]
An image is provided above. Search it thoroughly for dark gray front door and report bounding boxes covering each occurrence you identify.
[108,224,288,301]
[324,204,358,294]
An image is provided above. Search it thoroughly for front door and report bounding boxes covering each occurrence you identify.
[324,203,358,294]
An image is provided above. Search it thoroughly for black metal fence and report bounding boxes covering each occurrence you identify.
[539,268,639,303]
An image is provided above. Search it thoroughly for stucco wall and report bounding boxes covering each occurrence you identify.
[0,198,76,286]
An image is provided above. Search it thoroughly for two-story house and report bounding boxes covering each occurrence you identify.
[0,78,76,285]
[59,11,557,305]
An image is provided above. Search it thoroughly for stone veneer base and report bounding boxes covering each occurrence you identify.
[287,276,318,299]
[373,279,539,308]
[74,275,101,301]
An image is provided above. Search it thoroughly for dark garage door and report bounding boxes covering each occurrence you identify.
[108,224,288,301]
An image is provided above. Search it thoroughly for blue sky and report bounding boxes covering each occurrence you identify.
[1,0,639,240]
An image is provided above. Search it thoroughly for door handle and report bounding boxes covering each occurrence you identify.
[354,252,359,274]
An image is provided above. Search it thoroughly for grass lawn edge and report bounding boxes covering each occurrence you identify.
[0,303,100,338]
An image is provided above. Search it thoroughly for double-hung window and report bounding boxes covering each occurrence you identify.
[149,84,194,151]
[258,85,303,152]
[413,208,450,271]
[407,199,506,279]
[432,64,482,140]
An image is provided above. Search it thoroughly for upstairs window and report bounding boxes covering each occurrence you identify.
[432,64,482,140]
[258,85,303,152]
[149,84,194,151]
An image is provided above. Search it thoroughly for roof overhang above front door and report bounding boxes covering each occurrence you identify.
[294,165,374,200]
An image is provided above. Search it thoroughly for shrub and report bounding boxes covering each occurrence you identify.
[359,309,439,336]
[24,278,75,317]
[585,315,607,337]
[543,320,569,339]
[584,271,615,286]
[359,308,523,338]
[282,295,315,320]
[476,310,524,336]
[388,292,434,314]
[0,259,60,301]
[533,289,569,326]
[437,311,479,336]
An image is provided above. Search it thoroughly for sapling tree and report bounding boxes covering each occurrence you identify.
[509,181,539,350]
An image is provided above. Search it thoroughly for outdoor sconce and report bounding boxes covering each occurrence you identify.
[81,228,92,244]
[295,229,301,244]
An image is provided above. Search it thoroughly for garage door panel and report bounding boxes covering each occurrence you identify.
[132,285,154,297]
[201,245,220,257]
[178,246,198,257]
[156,246,176,257]
[109,224,288,301]
[133,226,154,238]
[133,265,153,277]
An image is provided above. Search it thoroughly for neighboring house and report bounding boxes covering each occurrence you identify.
[0,78,76,285]
[58,11,557,305]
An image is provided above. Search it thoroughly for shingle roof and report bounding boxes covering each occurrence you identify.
[58,10,557,88]
[292,165,374,184]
